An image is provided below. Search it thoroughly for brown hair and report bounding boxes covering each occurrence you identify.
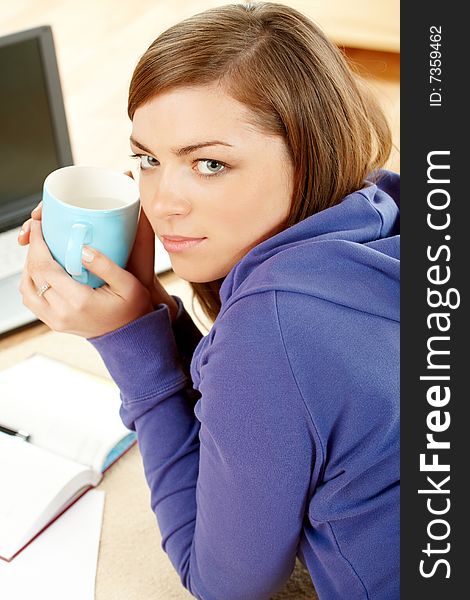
[128,1,392,326]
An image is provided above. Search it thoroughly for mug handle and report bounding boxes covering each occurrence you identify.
[65,222,93,283]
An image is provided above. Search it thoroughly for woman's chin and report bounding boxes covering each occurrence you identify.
[171,263,229,284]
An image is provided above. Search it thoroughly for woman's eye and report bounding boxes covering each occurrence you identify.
[140,155,159,170]
[130,154,226,177]
[196,159,226,177]
[129,154,159,170]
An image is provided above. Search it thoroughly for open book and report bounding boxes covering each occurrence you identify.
[0,354,136,562]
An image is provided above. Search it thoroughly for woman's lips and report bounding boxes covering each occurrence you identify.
[161,236,207,253]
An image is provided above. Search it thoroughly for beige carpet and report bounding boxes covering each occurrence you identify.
[272,560,319,599]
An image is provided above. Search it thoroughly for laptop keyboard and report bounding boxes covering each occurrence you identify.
[0,228,29,280]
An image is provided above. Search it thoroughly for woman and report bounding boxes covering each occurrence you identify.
[19,2,399,598]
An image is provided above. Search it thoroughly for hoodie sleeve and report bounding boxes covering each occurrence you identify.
[88,291,315,600]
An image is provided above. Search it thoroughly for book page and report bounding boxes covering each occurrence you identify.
[0,434,100,561]
[0,354,133,472]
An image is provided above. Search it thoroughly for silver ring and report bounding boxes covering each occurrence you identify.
[37,282,51,297]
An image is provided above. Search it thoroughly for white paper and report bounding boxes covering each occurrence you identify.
[0,490,105,600]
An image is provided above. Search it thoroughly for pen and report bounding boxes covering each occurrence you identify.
[0,423,31,442]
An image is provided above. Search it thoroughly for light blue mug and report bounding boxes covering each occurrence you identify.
[42,166,140,288]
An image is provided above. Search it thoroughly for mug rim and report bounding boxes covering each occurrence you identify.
[43,165,140,212]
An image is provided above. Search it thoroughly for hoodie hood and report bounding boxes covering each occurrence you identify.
[219,170,400,322]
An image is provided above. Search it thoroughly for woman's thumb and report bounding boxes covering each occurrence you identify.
[81,246,135,295]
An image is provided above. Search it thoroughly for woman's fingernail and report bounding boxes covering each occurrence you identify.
[82,247,95,263]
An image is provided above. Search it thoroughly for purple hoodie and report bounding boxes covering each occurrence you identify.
[89,170,400,600]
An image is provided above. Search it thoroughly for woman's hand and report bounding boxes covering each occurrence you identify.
[19,218,155,338]
[17,171,179,334]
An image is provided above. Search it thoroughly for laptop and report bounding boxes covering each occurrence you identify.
[0,26,171,336]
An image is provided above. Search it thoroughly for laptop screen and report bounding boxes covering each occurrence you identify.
[0,26,73,233]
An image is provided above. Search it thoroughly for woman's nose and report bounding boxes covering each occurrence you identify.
[149,170,191,219]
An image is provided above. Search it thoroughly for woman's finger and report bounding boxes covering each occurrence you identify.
[18,199,43,245]
[27,219,62,274]
[31,201,42,219]
[18,218,33,246]
[20,268,59,309]
[27,220,84,296]
[80,245,141,299]
[19,273,49,321]
[18,263,61,333]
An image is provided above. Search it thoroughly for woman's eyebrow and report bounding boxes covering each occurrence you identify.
[129,136,233,157]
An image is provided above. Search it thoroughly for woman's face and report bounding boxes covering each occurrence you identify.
[131,84,294,282]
